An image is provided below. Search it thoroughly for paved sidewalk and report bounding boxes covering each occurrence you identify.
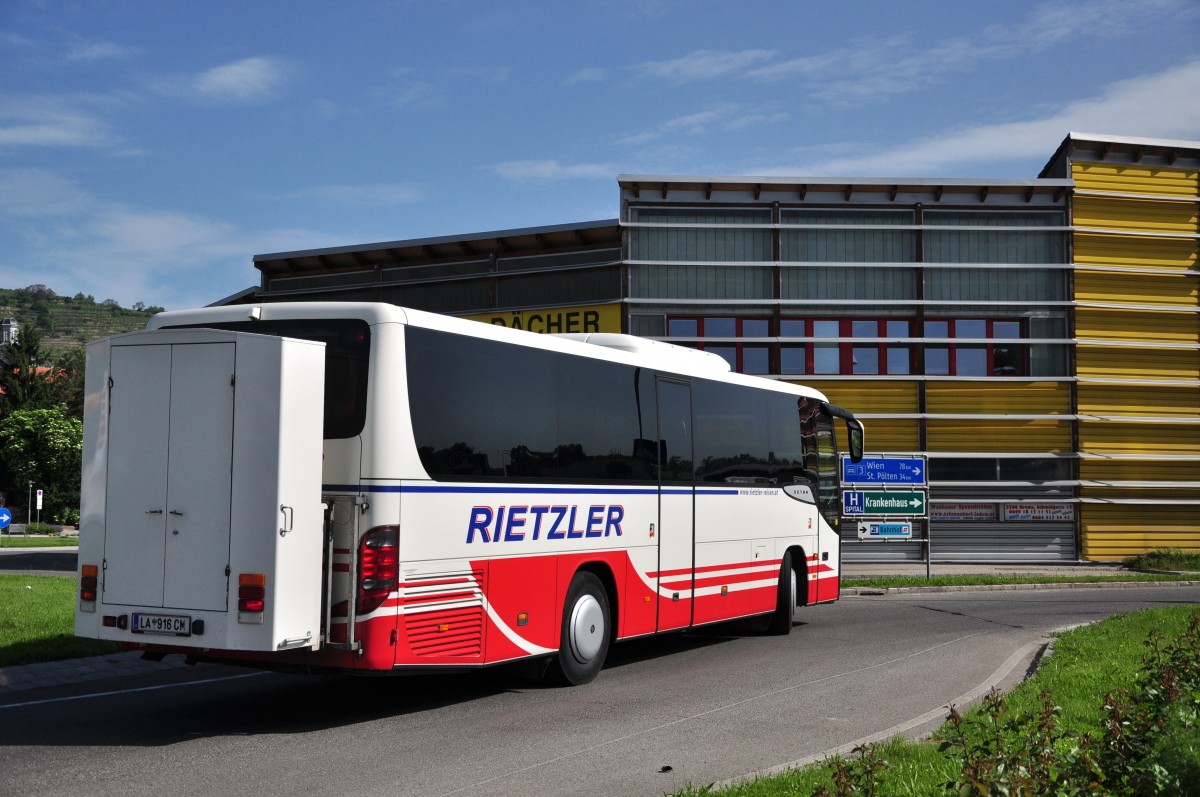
[843,561,1131,579]
[0,650,193,696]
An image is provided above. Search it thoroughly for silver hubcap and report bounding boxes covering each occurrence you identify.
[568,594,604,663]
[789,567,798,617]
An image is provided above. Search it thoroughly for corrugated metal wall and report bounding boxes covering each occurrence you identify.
[802,380,921,452]
[811,378,1076,562]
[1072,160,1200,559]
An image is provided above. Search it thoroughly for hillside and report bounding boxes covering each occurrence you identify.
[0,285,160,354]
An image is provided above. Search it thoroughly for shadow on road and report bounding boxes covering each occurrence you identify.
[0,615,804,748]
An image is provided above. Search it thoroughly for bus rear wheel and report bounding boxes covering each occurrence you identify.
[765,550,797,636]
[549,571,611,686]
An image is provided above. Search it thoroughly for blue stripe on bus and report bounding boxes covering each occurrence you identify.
[322,483,740,496]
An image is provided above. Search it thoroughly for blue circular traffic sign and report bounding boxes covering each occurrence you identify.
[0,508,11,529]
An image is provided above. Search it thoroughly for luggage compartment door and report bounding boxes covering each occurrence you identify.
[162,343,235,610]
[102,342,235,611]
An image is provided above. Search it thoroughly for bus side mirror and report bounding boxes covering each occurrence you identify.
[846,419,865,463]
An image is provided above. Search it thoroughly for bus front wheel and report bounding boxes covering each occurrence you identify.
[765,550,797,636]
[549,571,611,686]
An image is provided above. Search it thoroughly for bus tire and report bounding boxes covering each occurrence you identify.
[549,571,611,686]
[765,550,796,636]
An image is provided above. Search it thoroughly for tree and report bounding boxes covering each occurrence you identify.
[0,324,54,415]
[0,407,83,525]
[50,347,85,420]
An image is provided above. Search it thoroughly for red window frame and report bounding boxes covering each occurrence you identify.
[924,319,1027,377]
[667,315,1027,376]
[780,318,915,376]
[666,316,771,374]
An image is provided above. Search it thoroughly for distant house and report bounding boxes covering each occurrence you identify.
[0,318,18,345]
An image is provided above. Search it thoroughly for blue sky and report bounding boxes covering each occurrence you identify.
[2,0,1198,310]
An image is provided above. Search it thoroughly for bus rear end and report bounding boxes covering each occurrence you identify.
[75,327,327,656]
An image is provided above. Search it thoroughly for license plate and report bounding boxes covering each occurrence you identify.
[131,613,191,636]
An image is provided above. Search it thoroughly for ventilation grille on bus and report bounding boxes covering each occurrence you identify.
[402,570,485,659]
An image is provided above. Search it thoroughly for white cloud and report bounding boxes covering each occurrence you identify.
[628,1,1195,106]
[618,104,785,146]
[760,60,1200,177]
[0,96,116,147]
[389,80,436,108]
[192,56,288,103]
[0,169,324,310]
[487,160,616,182]
[565,67,607,85]
[0,169,90,216]
[67,41,135,61]
[634,49,775,83]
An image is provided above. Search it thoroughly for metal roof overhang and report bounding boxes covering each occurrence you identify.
[254,219,621,277]
[617,174,1073,204]
[1040,132,1200,177]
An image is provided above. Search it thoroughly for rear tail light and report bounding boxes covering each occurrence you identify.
[357,526,399,615]
[238,573,266,615]
[80,564,99,607]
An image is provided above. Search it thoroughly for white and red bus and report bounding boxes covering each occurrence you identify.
[76,302,863,684]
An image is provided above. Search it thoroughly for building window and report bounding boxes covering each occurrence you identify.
[628,207,772,262]
[925,319,1027,376]
[781,318,915,376]
[776,317,1024,376]
[666,316,772,374]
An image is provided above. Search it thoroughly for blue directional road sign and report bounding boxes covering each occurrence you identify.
[842,490,927,517]
[841,455,927,486]
[0,508,10,529]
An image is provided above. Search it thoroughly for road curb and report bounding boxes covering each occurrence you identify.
[716,636,1053,790]
[842,579,1198,596]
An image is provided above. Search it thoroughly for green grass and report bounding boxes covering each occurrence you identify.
[674,737,958,796]
[673,605,1200,796]
[0,574,116,667]
[0,534,79,548]
[1124,547,1200,572]
[844,572,1194,589]
[996,607,1193,735]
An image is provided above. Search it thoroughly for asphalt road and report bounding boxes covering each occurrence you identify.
[0,546,76,575]
[2,585,1197,796]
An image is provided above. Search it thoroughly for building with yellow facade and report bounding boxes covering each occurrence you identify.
[243,133,1198,562]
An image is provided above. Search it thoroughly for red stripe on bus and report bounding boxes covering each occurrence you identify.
[648,558,780,579]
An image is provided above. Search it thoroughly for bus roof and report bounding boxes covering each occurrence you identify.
[149,301,830,402]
